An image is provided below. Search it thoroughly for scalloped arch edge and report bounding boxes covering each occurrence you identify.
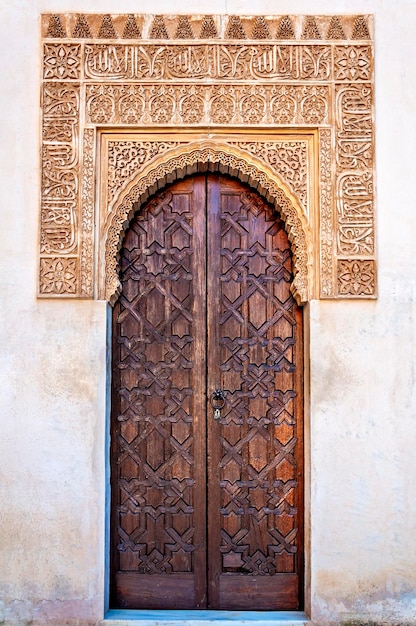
[101,142,313,306]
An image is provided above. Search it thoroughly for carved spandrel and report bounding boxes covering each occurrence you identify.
[103,145,310,306]
[234,141,308,215]
[105,139,309,219]
[107,140,183,207]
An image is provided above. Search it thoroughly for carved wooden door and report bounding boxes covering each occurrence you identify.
[111,175,303,611]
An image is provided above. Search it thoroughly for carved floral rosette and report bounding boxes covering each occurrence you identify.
[40,13,375,300]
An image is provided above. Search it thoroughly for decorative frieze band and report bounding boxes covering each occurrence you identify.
[85,84,330,127]
[39,14,376,300]
[43,42,372,83]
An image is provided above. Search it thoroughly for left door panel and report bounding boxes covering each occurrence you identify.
[111,177,207,609]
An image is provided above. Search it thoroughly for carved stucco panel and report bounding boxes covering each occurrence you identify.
[85,83,330,127]
[319,128,335,298]
[39,13,376,300]
[106,139,309,217]
[80,128,95,297]
[101,141,312,306]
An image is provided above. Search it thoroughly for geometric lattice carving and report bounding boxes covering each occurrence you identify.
[112,184,198,580]
[215,180,302,588]
[39,13,376,300]
[111,175,303,609]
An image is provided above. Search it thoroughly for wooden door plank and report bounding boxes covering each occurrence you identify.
[116,573,195,609]
[218,574,299,610]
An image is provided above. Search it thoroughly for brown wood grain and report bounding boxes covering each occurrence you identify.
[111,174,303,610]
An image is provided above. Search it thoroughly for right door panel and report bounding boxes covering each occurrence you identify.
[206,175,304,610]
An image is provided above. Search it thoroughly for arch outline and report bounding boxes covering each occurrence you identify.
[101,140,313,305]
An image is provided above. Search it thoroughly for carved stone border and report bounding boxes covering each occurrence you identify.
[39,13,376,300]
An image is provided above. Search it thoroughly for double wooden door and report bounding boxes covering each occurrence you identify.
[111,175,303,610]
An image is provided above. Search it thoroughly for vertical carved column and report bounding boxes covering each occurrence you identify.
[80,129,95,297]
[40,44,82,296]
[333,46,376,296]
[319,128,335,298]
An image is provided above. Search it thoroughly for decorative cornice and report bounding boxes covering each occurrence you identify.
[43,14,372,41]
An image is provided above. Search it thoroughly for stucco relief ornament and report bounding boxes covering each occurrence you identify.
[180,91,205,123]
[334,46,372,81]
[271,87,297,124]
[103,142,312,307]
[337,260,375,296]
[43,44,81,79]
[40,258,77,294]
[300,87,328,124]
[39,13,375,300]
[87,86,115,124]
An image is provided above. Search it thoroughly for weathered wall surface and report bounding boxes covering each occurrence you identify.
[1,0,415,625]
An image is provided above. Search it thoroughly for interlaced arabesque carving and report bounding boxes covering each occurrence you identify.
[103,143,311,306]
[106,140,308,217]
[39,13,375,300]
[112,177,302,587]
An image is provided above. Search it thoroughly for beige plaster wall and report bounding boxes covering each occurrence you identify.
[0,0,415,625]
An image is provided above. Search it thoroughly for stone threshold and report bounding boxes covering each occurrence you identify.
[101,609,312,626]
